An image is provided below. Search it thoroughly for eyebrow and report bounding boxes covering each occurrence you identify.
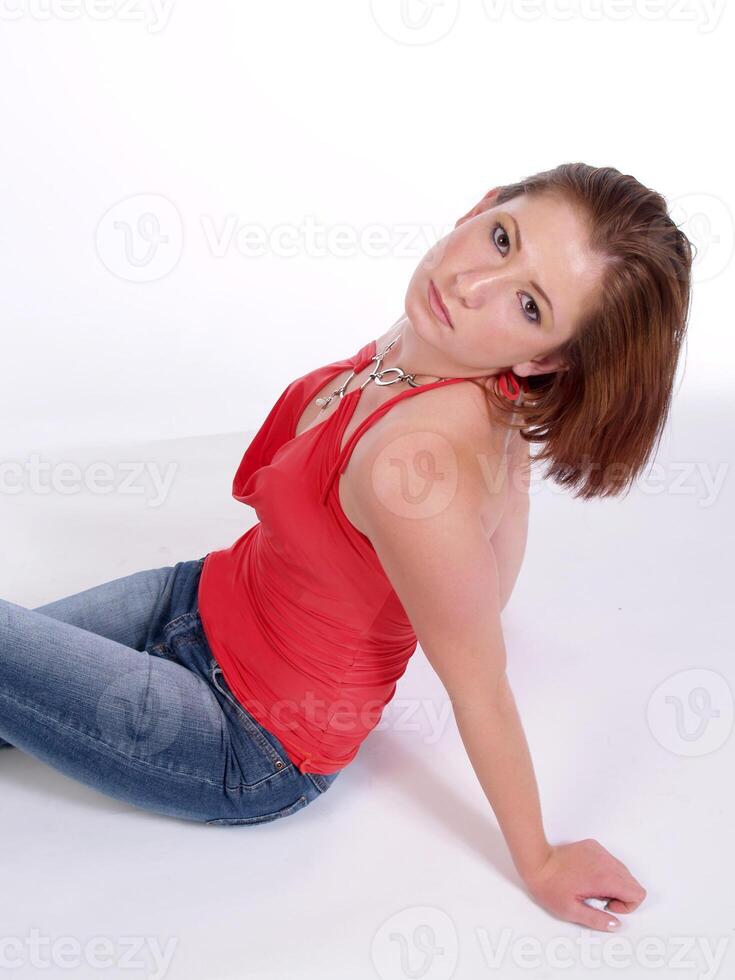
[506,213,555,320]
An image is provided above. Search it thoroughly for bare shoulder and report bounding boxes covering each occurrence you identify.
[356,375,498,458]
[342,378,511,538]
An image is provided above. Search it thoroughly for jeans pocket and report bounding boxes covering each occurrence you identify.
[205,793,310,826]
[209,662,293,787]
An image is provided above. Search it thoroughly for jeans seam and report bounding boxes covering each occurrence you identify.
[0,686,243,790]
[305,772,328,794]
[210,666,291,773]
[162,610,199,636]
[205,794,309,826]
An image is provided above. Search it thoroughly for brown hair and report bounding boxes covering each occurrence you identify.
[482,162,694,500]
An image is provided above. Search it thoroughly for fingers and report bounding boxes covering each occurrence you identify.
[605,899,634,914]
[605,894,646,914]
[601,876,648,912]
[572,900,621,933]
[575,873,648,930]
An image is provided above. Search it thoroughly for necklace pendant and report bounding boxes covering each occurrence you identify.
[373,367,413,387]
[313,335,444,411]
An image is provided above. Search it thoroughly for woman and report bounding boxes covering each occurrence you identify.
[0,163,692,932]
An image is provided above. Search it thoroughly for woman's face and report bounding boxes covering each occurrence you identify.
[404,187,606,379]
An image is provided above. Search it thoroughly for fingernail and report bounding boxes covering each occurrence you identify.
[607,920,619,930]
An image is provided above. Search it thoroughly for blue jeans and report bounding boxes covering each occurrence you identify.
[0,557,339,825]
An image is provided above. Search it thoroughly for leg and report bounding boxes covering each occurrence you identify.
[0,596,311,823]
[0,562,178,750]
[31,563,179,650]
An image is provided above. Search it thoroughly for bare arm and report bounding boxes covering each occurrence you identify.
[453,670,550,877]
[349,414,549,877]
[348,406,647,930]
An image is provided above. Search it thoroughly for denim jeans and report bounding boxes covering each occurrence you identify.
[0,556,340,825]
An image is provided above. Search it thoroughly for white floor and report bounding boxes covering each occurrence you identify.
[2,391,733,980]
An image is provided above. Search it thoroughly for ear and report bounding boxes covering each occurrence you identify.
[455,187,501,229]
[513,352,569,378]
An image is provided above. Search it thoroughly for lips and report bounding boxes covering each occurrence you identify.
[428,280,454,329]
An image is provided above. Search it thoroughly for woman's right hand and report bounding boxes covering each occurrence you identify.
[520,838,648,931]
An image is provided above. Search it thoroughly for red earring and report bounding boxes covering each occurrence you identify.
[498,370,524,400]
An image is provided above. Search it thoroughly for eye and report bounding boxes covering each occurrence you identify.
[517,292,540,324]
[491,223,511,256]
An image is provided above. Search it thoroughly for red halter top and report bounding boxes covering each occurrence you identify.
[197,337,501,774]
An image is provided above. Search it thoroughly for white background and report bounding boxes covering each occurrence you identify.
[1,4,733,980]
[1,1,733,456]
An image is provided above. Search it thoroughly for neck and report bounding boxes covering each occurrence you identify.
[380,314,496,383]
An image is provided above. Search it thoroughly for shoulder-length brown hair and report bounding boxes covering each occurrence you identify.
[482,162,694,500]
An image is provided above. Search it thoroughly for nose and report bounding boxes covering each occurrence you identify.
[454,270,504,309]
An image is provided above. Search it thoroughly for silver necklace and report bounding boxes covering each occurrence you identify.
[315,337,449,412]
